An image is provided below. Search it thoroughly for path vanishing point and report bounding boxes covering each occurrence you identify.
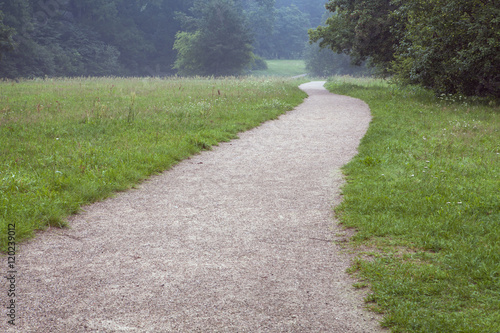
[2,81,386,332]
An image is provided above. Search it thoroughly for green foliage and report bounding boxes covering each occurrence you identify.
[392,0,500,97]
[309,0,398,74]
[305,12,373,79]
[0,0,123,77]
[174,0,254,76]
[275,0,327,27]
[271,4,310,59]
[172,31,204,76]
[0,76,307,251]
[0,0,194,78]
[251,54,268,70]
[0,0,330,77]
[305,40,373,77]
[311,0,500,98]
[244,0,328,59]
[241,0,276,58]
[326,77,500,331]
[0,10,14,60]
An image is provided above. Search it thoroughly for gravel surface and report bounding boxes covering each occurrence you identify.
[2,81,385,332]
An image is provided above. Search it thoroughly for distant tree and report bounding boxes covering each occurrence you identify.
[308,0,399,74]
[173,0,254,76]
[0,0,195,78]
[305,41,372,77]
[244,0,328,59]
[275,0,327,26]
[271,5,310,59]
[0,10,14,60]
[242,0,276,58]
[134,0,194,76]
[68,0,157,76]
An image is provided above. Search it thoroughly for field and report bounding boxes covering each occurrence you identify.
[2,74,499,331]
[327,77,499,332]
[0,76,307,251]
[251,59,307,77]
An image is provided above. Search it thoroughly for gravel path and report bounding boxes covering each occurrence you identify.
[2,81,384,332]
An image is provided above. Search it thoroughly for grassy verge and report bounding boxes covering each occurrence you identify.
[326,77,499,332]
[0,76,307,251]
[251,59,307,77]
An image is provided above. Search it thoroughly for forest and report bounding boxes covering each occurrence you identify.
[1,0,498,97]
[0,0,329,78]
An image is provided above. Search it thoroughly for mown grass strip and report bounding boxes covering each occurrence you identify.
[0,76,307,251]
[326,77,499,332]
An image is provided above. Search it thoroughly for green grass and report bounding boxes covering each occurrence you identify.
[0,76,307,251]
[326,77,500,332]
[251,59,307,77]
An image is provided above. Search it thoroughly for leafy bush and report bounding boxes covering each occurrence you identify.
[251,54,268,70]
[392,0,500,97]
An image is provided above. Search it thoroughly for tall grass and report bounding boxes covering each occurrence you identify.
[326,77,499,332]
[0,76,307,251]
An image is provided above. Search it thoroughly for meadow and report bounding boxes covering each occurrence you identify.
[327,77,499,332]
[2,73,498,331]
[251,59,307,77]
[0,76,307,251]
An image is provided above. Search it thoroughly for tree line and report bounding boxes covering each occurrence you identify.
[3,0,495,98]
[309,0,500,97]
[0,0,327,78]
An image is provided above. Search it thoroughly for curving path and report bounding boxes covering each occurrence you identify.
[2,82,384,332]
